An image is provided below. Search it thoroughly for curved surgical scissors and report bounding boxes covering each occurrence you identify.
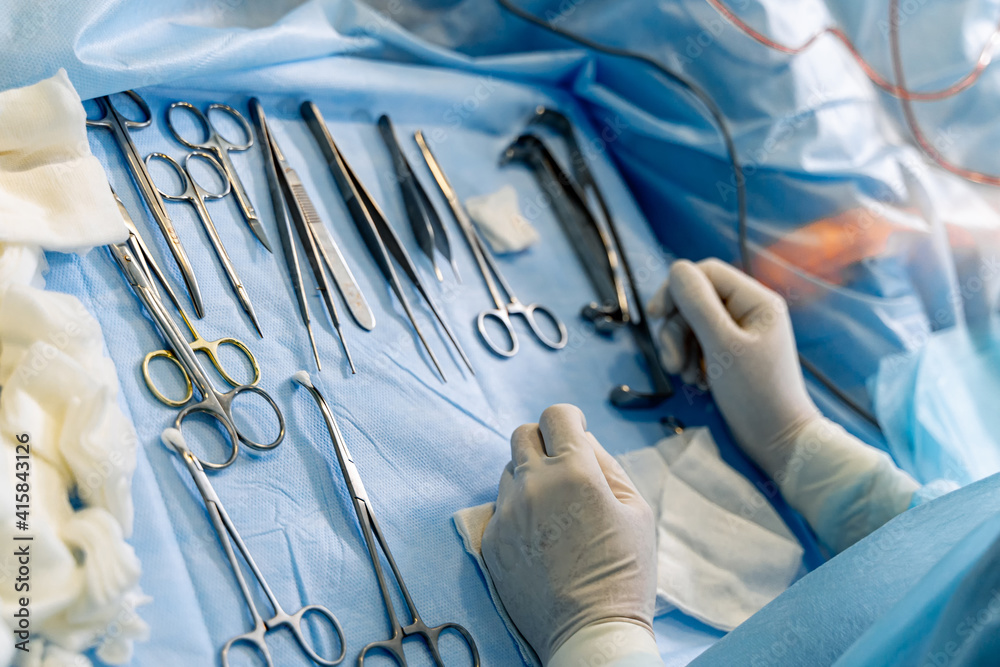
[162,428,345,667]
[414,132,567,357]
[146,151,263,337]
[295,372,480,666]
[165,101,272,252]
[86,91,205,318]
[108,199,283,469]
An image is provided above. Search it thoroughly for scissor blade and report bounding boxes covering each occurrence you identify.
[246,215,273,253]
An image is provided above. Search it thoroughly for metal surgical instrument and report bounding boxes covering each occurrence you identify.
[525,106,673,408]
[501,133,629,330]
[248,98,320,371]
[293,372,479,666]
[86,91,205,317]
[377,115,460,283]
[165,101,273,252]
[162,428,345,667]
[248,99,365,373]
[145,150,263,337]
[301,102,473,381]
[108,192,284,469]
[415,131,568,358]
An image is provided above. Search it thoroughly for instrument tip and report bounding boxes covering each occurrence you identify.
[307,324,321,371]
[161,427,186,454]
[450,259,462,284]
[292,370,314,389]
[434,263,444,282]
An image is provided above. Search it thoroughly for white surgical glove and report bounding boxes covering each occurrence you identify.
[481,404,659,665]
[650,259,919,552]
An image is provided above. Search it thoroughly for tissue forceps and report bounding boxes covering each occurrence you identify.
[376,114,460,283]
[248,100,363,373]
[165,101,272,252]
[415,132,568,358]
[162,428,345,667]
[108,193,284,470]
[86,91,205,318]
[301,102,473,381]
[146,151,263,338]
[294,372,479,666]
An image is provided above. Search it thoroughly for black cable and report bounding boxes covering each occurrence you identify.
[496,0,882,430]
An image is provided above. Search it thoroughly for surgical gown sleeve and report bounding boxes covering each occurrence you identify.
[690,472,1000,666]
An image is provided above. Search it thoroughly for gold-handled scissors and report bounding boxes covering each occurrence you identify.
[141,306,260,407]
[108,189,283,469]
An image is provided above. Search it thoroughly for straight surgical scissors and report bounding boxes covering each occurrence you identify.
[415,132,567,357]
[86,91,205,318]
[294,372,479,666]
[165,101,273,252]
[162,428,345,667]
[146,150,263,337]
[108,191,284,470]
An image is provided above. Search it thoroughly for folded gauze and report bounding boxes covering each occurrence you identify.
[453,427,804,660]
[0,70,144,666]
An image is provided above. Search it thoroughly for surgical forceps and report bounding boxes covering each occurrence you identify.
[166,101,272,251]
[501,133,629,330]
[525,106,674,408]
[294,372,479,666]
[415,131,568,358]
[146,151,263,337]
[86,91,205,317]
[162,428,345,667]
[249,99,367,373]
[301,102,473,381]
[108,192,284,470]
[377,115,460,283]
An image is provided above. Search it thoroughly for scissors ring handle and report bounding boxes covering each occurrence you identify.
[174,401,241,470]
[144,152,194,201]
[521,302,568,350]
[424,622,481,666]
[165,101,213,151]
[192,336,261,388]
[476,309,519,358]
[206,103,254,152]
[357,638,406,665]
[142,349,194,407]
[86,91,153,128]
[184,150,232,199]
[222,631,274,667]
[285,604,346,666]
[222,384,285,452]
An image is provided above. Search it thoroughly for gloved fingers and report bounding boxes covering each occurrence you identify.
[696,258,785,327]
[587,433,643,505]
[668,259,741,350]
[496,460,516,502]
[510,423,544,467]
[656,313,693,374]
[646,278,675,319]
[538,404,589,457]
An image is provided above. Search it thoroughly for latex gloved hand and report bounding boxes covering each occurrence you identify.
[650,259,918,553]
[481,404,657,665]
[649,258,820,476]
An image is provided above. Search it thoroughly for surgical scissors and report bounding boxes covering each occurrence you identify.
[108,192,284,470]
[294,372,479,666]
[162,428,345,667]
[165,101,273,252]
[86,91,205,317]
[415,132,567,357]
[142,306,260,407]
[146,150,263,337]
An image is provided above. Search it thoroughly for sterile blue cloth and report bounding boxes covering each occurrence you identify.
[44,52,816,666]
